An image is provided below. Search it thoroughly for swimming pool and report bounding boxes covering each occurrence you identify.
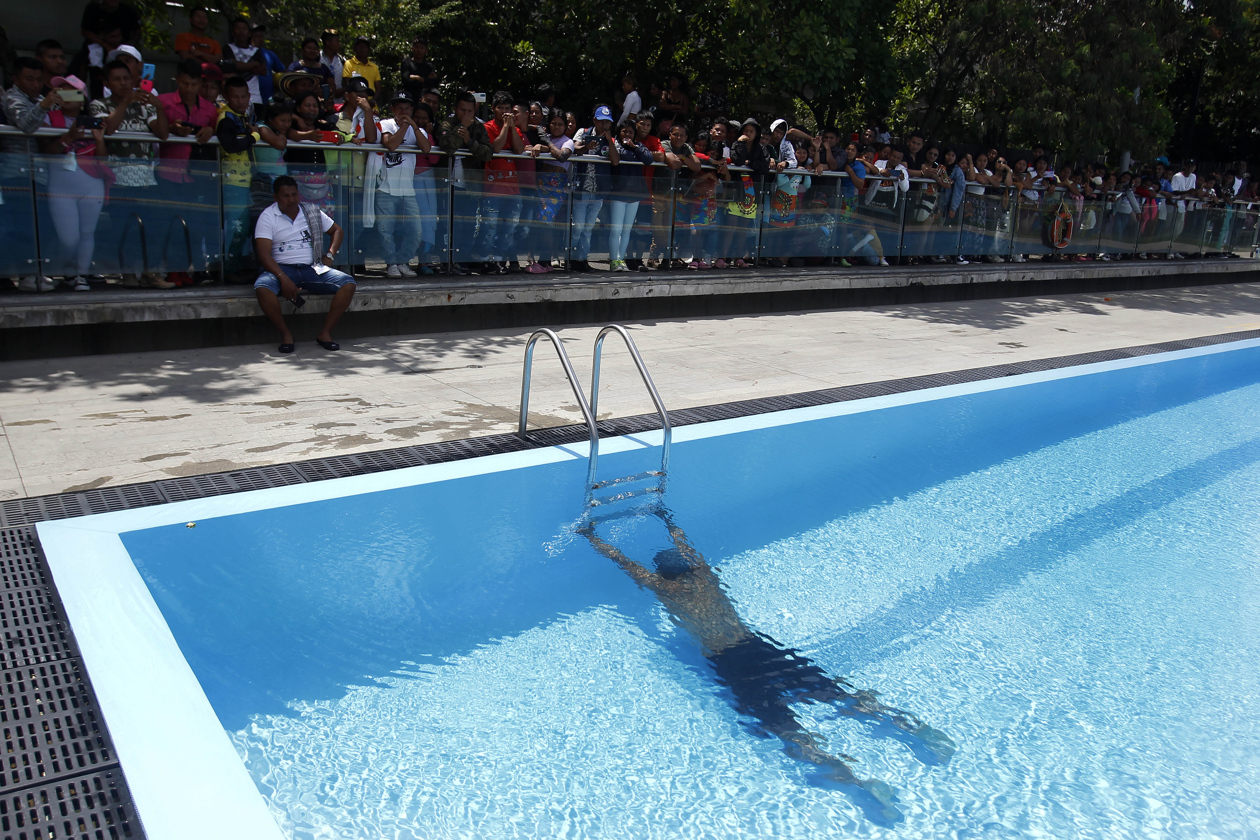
[38,339,1260,839]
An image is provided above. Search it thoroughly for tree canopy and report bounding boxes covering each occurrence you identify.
[170,0,1256,163]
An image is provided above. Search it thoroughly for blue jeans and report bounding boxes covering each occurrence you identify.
[375,190,422,266]
[254,263,356,295]
[480,192,522,261]
[450,185,478,263]
[413,170,438,251]
[572,195,603,259]
[607,200,637,262]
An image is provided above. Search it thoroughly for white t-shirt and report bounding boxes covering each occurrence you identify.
[228,43,262,104]
[255,203,333,265]
[872,160,910,193]
[377,118,416,196]
[1169,171,1196,210]
[966,168,991,195]
[618,90,641,126]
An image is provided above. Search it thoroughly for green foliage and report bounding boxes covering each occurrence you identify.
[133,0,1254,161]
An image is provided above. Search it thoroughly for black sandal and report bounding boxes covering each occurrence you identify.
[278,343,295,354]
[315,339,340,351]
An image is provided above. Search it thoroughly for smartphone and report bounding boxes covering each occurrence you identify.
[473,92,486,104]
[319,130,341,143]
[60,89,85,103]
[140,62,155,93]
[76,115,103,130]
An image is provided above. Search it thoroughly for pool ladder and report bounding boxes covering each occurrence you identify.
[518,325,671,506]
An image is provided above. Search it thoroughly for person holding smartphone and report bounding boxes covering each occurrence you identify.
[89,58,174,287]
[438,90,494,274]
[41,74,108,291]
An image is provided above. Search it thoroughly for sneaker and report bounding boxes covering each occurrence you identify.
[617,261,631,272]
[839,258,852,267]
[386,264,403,277]
[687,260,702,270]
[878,258,890,267]
[398,263,418,277]
[734,258,748,268]
[16,275,53,293]
[450,263,470,276]
[526,261,553,274]
[712,258,727,269]
[72,275,91,291]
[121,273,142,287]
[418,264,435,275]
[636,261,651,272]
[955,257,970,265]
[142,273,177,289]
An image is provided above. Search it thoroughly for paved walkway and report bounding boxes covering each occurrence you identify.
[2,280,1259,499]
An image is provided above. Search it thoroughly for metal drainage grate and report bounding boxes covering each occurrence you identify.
[293,447,428,482]
[155,463,306,503]
[0,527,142,839]
[0,534,45,594]
[1,589,68,670]
[0,767,138,840]
[0,660,115,788]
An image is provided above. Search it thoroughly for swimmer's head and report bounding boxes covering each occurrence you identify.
[653,549,692,580]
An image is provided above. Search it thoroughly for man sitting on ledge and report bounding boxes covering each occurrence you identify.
[254,175,357,353]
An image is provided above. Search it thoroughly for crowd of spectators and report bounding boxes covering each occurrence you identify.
[0,0,1255,293]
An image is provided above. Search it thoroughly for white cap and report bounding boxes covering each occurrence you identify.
[107,45,142,62]
[770,119,788,134]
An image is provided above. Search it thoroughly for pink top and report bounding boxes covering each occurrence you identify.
[157,91,219,182]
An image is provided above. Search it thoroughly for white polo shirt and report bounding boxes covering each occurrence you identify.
[255,203,334,265]
[1169,171,1196,211]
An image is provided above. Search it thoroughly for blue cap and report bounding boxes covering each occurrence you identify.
[594,105,613,122]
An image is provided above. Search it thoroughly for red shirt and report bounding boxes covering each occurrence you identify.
[484,119,526,194]
[157,91,219,182]
[641,134,663,192]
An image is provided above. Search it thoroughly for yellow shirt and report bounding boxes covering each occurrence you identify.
[342,57,381,95]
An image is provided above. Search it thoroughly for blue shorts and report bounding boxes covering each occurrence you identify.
[254,263,357,296]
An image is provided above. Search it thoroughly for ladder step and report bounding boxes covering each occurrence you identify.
[588,485,663,507]
[590,470,664,490]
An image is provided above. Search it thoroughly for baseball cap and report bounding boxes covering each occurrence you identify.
[49,74,86,91]
[594,105,613,122]
[344,76,373,95]
[107,45,142,63]
[769,118,787,134]
[200,62,223,81]
[742,116,760,127]
[391,90,415,105]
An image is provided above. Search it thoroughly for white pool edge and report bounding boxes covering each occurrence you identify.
[37,338,1260,840]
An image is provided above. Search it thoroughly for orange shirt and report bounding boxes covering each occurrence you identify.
[174,32,221,59]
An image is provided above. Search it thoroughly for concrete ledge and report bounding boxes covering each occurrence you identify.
[1,259,1256,359]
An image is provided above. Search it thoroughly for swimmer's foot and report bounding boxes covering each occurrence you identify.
[910,723,958,764]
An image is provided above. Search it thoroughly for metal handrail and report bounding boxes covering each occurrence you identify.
[161,215,194,272]
[116,212,147,275]
[519,328,600,484]
[590,325,671,474]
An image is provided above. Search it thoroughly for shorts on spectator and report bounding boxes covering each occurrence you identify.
[254,264,357,296]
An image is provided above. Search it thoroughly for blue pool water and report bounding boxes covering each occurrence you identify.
[120,346,1260,838]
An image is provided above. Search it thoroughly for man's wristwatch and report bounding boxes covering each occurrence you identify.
[325,251,336,261]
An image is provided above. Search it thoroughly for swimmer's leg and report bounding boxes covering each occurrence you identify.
[781,730,904,826]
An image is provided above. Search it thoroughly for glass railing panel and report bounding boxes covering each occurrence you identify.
[448,165,485,270]
[957,189,1014,261]
[900,178,964,260]
[1224,201,1259,258]
[1168,201,1209,257]
[831,176,906,263]
[1134,197,1175,257]
[744,169,835,263]
[1200,204,1231,256]
[1008,187,1056,258]
[1050,193,1105,258]
[0,151,40,282]
[567,155,611,268]
[517,159,570,272]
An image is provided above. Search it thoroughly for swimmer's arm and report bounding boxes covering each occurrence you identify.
[579,525,658,588]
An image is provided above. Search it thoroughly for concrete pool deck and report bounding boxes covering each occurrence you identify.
[3,279,1260,500]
